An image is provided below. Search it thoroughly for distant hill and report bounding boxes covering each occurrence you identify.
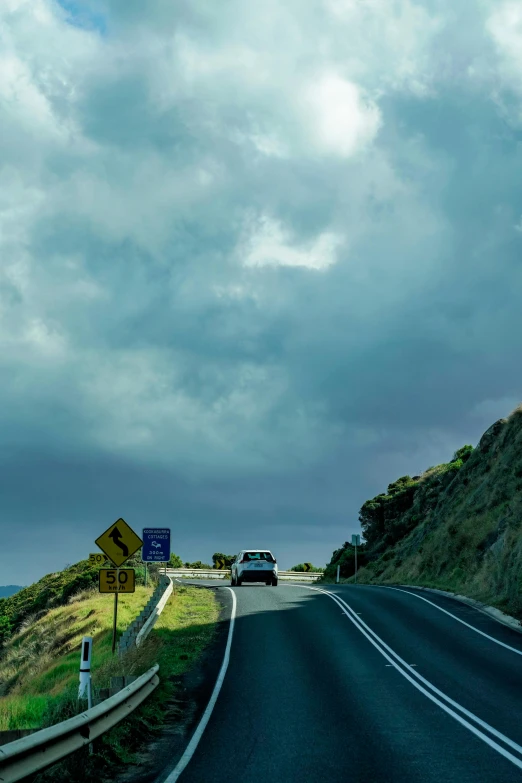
[0,586,24,598]
[324,403,522,619]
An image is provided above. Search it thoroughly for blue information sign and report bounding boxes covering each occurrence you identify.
[142,528,171,562]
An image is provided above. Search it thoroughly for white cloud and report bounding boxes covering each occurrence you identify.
[485,1,522,123]
[324,0,443,95]
[241,215,344,271]
[487,2,522,78]
[299,73,381,157]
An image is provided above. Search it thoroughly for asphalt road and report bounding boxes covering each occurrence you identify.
[163,582,522,783]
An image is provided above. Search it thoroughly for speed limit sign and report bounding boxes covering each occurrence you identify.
[98,569,135,593]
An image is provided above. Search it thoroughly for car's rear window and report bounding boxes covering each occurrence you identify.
[244,552,274,562]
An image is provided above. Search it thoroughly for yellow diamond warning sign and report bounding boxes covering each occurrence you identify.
[95,518,143,567]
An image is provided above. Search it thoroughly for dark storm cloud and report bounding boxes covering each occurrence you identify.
[1,0,521,582]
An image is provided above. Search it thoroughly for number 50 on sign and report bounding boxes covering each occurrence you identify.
[99,569,135,593]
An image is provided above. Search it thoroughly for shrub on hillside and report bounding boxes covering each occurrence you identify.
[212,553,235,568]
[323,543,368,581]
[290,563,323,572]
[453,445,474,463]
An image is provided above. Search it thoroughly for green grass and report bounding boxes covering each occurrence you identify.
[10,584,219,783]
[0,586,152,730]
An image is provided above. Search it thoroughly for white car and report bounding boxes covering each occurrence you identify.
[231,550,278,586]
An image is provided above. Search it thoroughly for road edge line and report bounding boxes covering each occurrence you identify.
[163,586,237,783]
[381,586,522,657]
[394,585,522,635]
[285,583,522,768]
[319,581,522,635]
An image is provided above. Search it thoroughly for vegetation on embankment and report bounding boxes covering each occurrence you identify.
[0,555,159,650]
[323,404,522,619]
[30,583,219,783]
[0,584,153,730]
[0,554,219,783]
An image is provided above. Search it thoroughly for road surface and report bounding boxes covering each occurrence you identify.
[161,582,522,783]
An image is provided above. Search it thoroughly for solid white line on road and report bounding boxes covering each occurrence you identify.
[327,587,522,758]
[286,584,522,770]
[382,586,522,658]
[164,585,237,783]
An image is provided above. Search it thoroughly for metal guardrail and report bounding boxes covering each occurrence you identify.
[0,665,160,783]
[167,568,322,581]
[136,575,173,647]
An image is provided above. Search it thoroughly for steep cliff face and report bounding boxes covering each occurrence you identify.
[343,405,522,617]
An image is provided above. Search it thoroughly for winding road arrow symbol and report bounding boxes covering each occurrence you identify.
[108,526,129,557]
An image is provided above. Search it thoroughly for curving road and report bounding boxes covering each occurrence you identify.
[161,582,522,783]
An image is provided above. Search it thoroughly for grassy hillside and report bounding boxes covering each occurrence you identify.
[325,404,522,618]
[27,583,219,783]
[0,556,157,649]
[0,557,220,783]
[0,585,153,730]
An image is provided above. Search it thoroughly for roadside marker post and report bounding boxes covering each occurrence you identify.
[78,636,94,753]
[336,565,340,584]
[95,518,143,655]
[78,636,93,704]
[352,534,361,583]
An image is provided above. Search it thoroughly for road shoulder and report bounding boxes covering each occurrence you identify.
[113,584,233,783]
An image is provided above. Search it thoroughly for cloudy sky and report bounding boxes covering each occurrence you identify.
[1,0,522,584]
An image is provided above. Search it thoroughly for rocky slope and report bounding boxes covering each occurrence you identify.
[326,404,522,618]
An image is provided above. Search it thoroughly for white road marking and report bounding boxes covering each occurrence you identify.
[164,585,237,782]
[286,584,522,770]
[382,586,522,657]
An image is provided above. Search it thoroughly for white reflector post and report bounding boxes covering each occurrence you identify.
[79,636,93,700]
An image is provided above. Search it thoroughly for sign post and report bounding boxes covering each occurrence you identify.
[112,570,119,654]
[95,518,143,654]
[352,534,361,583]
